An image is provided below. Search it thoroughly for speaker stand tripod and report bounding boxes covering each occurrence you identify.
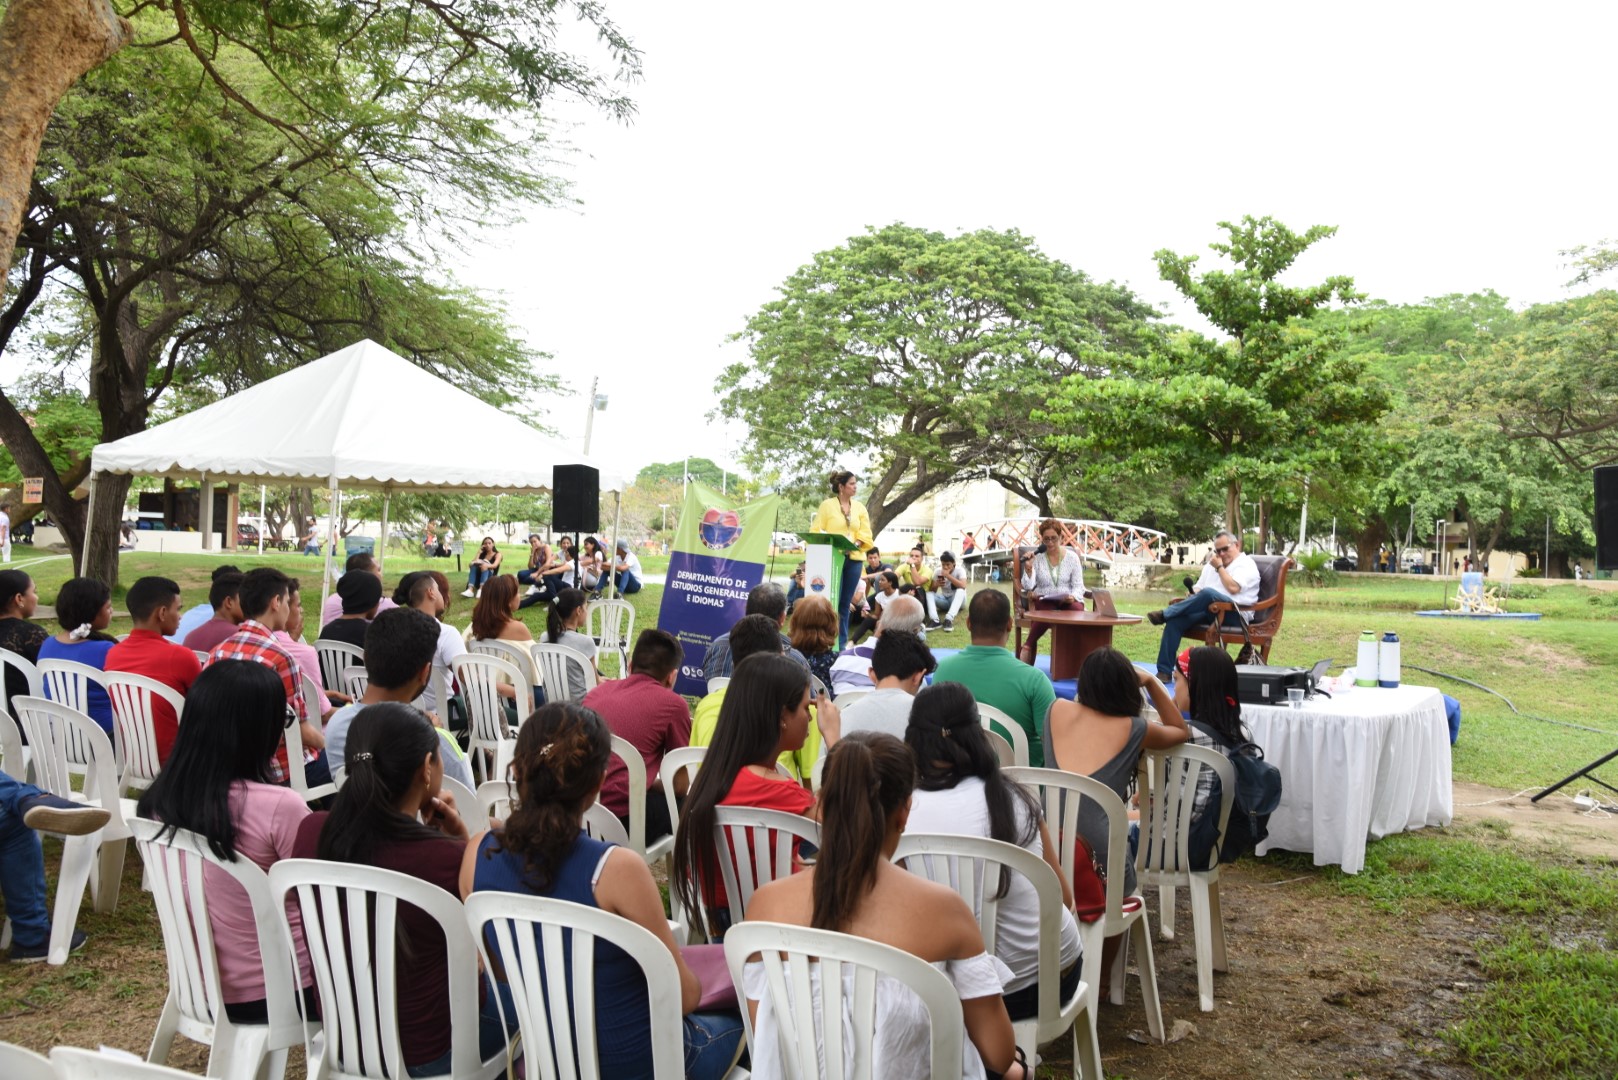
[1532,747,1618,812]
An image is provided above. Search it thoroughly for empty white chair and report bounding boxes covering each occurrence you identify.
[0,1038,53,1080]
[12,696,129,962]
[129,819,306,1080]
[723,921,965,1080]
[894,832,1102,1078]
[100,671,185,797]
[530,642,597,704]
[587,598,636,678]
[1006,765,1165,1040]
[312,640,365,697]
[51,1045,201,1080]
[609,734,674,868]
[1137,744,1235,1012]
[710,805,820,933]
[270,859,504,1080]
[450,653,524,784]
[976,703,1030,768]
[465,894,721,1080]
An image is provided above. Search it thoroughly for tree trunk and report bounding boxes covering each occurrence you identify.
[1225,480,1243,538]
[1355,516,1388,572]
[1257,496,1272,555]
[0,0,130,293]
[81,471,130,583]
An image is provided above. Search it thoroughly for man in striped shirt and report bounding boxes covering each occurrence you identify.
[207,567,327,787]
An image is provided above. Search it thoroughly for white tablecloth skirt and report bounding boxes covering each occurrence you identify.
[1245,684,1452,874]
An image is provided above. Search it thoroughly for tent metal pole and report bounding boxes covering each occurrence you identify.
[258,485,265,554]
[199,471,213,551]
[378,493,391,576]
[81,472,98,569]
[320,475,339,623]
[606,490,622,601]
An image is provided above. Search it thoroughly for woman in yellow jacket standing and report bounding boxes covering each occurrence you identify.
[809,469,874,648]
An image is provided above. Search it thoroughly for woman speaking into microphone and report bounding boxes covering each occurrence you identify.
[808,469,874,649]
[1018,518,1086,664]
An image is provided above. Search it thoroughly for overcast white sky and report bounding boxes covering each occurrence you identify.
[458,1,1618,485]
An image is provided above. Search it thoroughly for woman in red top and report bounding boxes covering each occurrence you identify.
[672,653,841,938]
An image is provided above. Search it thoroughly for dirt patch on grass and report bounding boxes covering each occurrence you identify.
[1494,639,1592,674]
[1451,780,1618,863]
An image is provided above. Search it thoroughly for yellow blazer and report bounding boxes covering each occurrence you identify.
[809,497,874,561]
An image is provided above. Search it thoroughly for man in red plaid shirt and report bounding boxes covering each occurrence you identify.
[207,567,329,787]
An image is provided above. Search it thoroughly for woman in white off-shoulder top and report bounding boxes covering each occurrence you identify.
[740,731,1025,1080]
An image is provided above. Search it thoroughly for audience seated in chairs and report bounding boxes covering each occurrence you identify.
[787,594,839,698]
[932,591,1055,768]
[836,631,935,741]
[180,571,245,654]
[293,703,478,1076]
[2,767,111,961]
[320,551,396,629]
[318,571,381,651]
[171,564,240,644]
[692,616,819,782]
[828,594,926,697]
[38,577,120,736]
[0,569,47,710]
[904,683,1081,1020]
[324,607,475,794]
[471,575,533,648]
[673,654,843,940]
[396,571,468,724]
[542,588,598,700]
[701,583,809,682]
[106,576,200,765]
[461,703,747,1079]
[581,628,692,843]
[738,731,1024,1080]
[135,662,318,1022]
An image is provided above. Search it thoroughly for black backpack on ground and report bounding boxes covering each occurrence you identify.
[1187,721,1283,868]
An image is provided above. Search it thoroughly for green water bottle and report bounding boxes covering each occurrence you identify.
[1355,630,1379,686]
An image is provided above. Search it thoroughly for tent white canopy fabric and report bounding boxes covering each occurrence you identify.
[88,338,624,613]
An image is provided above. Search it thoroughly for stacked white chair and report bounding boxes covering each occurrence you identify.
[270,860,504,1080]
[1137,744,1235,1012]
[129,819,307,1080]
[1006,765,1166,1040]
[12,696,130,962]
[894,832,1102,1079]
[723,922,963,1080]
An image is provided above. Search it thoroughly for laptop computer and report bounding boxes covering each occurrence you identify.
[1307,658,1333,695]
[1088,588,1118,617]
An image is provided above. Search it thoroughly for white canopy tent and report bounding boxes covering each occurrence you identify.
[88,338,625,614]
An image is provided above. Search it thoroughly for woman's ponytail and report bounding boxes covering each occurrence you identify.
[811,732,915,932]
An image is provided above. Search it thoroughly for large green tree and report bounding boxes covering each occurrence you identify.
[1043,216,1390,541]
[0,1,638,584]
[718,223,1163,532]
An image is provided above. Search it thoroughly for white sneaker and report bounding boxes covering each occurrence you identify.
[526,585,540,597]
[461,588,475,598]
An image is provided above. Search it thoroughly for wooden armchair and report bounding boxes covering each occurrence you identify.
[1181,555,1293,663]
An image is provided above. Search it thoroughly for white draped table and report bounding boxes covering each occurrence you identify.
[1245,684,1452,874]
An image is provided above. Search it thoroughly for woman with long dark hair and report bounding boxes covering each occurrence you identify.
[136,661,315,1022]
[672,653,841,939]
[38,577,118,734]
[0,569,48,711]
[807,469,874,649]
[544,587,597,699]
[742,732,1022,1080]
[1179,646,1248,835]
[905,682,1080,1020]
[461,703,745,1079]
[463,536,502,598]
[293,703,472,1075]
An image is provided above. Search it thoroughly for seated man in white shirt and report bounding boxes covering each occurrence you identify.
[1146,529,1261,683]
[830,594,926,696]
[835,631,935,742]
[611,539,644,594]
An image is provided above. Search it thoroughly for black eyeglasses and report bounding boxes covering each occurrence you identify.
[1214,545,1232,554]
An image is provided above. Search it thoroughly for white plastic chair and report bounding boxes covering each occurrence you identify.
[269,859,503,1080]
[313,641,365,696]
[11,696,129,962]
[0,1038,53,1080]
[466,893,720,1080]
[584,801,632,847]
[0,706,25,782]
[977,703,1030,768]
[0,646,42,779]
[128,819,307,1080]
[587,598,636,678]
[338,665,368,701]
[530,642,597,704]
[467,638,541,699]
[100,671,185,797]
[50,1046,201,1079]
[39,659,108,773]
[609,735,674,868]
[439,774,478,824]
[1137,744,1234,1012]
[808,674,829,702]
[893,832,1102,1078]
[192,650,211,664]
[706,676,731,695]
[723,921,963,1080]
[450,653,524,784]
[832,689,868,709]
[1005,765,1165,1040]
[711,805,821,932]
[284,675,335,804]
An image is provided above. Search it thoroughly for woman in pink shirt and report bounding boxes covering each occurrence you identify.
[136,661,316,1022]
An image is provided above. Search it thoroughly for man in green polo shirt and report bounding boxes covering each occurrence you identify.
[932,589,1056,767]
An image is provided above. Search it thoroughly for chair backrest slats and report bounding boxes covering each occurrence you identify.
[530,643,597,705]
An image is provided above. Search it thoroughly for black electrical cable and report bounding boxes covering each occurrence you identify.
[1403,663,1617,737]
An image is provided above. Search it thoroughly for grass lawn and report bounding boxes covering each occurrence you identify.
[2,551,1614,1077]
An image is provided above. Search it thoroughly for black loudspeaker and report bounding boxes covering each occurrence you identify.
[1597,466,1618,571]
[553,465,599,534]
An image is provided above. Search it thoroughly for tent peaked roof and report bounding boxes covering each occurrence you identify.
[90,339,621,492]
